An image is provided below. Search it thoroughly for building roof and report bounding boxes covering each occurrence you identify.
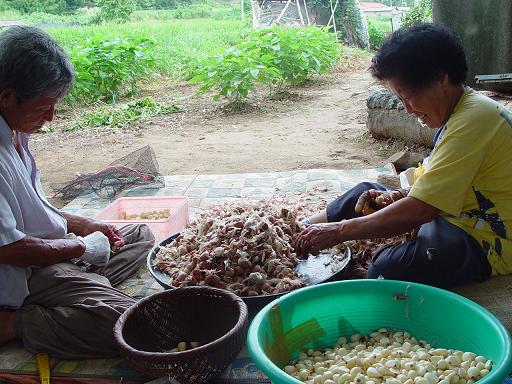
[360,2,391,9]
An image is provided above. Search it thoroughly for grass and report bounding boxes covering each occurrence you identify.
[341,45,373,58]
[0,4,248,81]
[132,4,250,21]
[0,9,22,19]
[366,15,393,33]
[47,19,246,78]
[0,8,97,24]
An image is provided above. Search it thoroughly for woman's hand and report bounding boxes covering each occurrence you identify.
[294,222,344,258]
[354,189,407,215]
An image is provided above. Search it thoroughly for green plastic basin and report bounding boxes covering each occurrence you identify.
[247,279,512,384]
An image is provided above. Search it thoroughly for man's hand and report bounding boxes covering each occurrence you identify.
[78,231,111,266]
[294,223,343,258]
[81,219,124,247]
[63,213,125,247]
[354,189,407,215]
[0,236,85,268]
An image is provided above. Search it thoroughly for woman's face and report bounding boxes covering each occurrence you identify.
[387,75,456,129]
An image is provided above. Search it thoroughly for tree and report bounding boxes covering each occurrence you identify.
[95,0,136,23]
[6,0,66,13]
[339,0,369,49]
[400,0,432,27]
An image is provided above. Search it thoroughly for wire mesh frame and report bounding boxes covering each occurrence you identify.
[51,145,164,202]
[252,0,311,27]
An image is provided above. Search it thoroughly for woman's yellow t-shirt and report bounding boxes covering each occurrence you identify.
[409,88,512,275]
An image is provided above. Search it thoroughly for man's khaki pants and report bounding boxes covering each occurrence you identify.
[15,224,154,359]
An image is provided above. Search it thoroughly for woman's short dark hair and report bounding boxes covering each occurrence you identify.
[370,23,468,90]
[0,25,75,103]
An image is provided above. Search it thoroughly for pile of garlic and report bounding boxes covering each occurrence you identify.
[284,329,492,384]
[165,341,201,353]
[121,209,171,220]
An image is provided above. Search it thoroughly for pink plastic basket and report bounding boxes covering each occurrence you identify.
[94,196,189,242]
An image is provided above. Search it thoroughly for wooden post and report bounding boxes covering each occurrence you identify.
[327,0,340,42]
[329,0,338,42]
[390,7,400,31]
[326,0,339,26]
[251,0,259,27]
[296,0,305,25]
[275,0,293,24]
[303,0,310,25]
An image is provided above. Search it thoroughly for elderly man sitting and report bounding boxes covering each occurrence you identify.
[0,26,154,359]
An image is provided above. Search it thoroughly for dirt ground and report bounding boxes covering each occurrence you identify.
[31,58,405,204]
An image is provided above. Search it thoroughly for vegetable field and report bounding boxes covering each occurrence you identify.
[49,19,246,78]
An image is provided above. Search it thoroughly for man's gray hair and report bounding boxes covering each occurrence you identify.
[0,25,75,103]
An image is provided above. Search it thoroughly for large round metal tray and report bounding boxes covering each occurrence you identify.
[148,233,351,317]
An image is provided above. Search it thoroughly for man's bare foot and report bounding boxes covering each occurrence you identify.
[0,310,16,344]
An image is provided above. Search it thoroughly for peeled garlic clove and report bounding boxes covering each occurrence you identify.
[415,366,427,376]
[424,371,438,384]
[366,367,381,378]
[315,366,327,375]
[462,352,476,362]
[298,370,309,380]
[351,334,362,342]
[285,365,297,374]
[431,349,448,357]
[321,370,334,381]
[350,366,363,378]
[466,367,480,379]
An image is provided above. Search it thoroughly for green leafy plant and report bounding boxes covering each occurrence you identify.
[367,19,387,50]
[400,0,432,28]
[94,0,136,24]
[189,26,340,104]
[66,35,156,105]
[68,96,182,130]
[251,26,340,86]
[189,45,281,105]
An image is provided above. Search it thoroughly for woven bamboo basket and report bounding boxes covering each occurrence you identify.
[114,286,248,383]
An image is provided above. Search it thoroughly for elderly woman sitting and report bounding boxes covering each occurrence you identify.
[0,26,154,359]
[296,23,512,289]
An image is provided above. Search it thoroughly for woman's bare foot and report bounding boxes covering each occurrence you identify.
[309,209,328,224]
[0,310,16,344]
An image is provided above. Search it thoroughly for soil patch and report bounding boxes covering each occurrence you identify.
[31,59,410,206]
